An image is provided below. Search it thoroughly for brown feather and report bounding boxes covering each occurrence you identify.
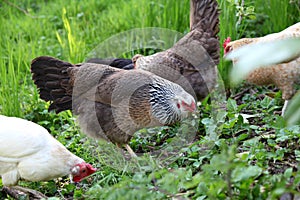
[135,0,220,101]
[225,23,300,101]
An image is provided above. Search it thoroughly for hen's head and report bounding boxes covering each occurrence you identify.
[223,37,255,56]
[149,80,196,124]
[71,162,97,182]
[223,37,232,55]
[173,92,196,117]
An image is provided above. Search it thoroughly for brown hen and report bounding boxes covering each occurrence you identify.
[31,56,196,157]
[224,22,300,115]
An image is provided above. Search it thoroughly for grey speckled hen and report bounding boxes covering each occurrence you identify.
[31,56,196,157]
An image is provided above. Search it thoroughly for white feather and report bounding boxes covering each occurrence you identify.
[0,115,84,186]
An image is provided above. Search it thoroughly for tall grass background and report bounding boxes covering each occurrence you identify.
[0,0,299,118]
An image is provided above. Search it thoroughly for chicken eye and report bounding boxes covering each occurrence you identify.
[82,169,86,173]
[177,103,181,109]
[225,46,232,54]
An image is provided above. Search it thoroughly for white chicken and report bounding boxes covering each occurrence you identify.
[0,115,97,198]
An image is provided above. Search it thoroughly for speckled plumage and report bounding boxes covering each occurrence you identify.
[225,22,300,101]
[31,56,196,155]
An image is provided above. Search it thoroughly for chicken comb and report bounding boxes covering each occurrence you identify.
[223,37,231,48]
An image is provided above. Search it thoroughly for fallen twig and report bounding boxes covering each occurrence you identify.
[3,0,39,18]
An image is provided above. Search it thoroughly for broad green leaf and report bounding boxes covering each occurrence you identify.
[227,98,238,112]
[283,168,293,179]
[232,165,262,182]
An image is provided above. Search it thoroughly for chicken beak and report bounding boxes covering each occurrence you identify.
[182,101,197,112]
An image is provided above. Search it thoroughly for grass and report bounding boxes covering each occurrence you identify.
[0,0,300,199]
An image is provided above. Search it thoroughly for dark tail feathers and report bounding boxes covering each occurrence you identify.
[31,56,74,113]
[190,0,219,34]
[189,0,220,65]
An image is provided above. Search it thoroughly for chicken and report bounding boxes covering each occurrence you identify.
[132,0,220,101]
[0,115,97,198]
[31,56,196,157]
[87,0,220,101]
[223,22,300,115]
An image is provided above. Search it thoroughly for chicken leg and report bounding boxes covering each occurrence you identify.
[116,143,137,158]
[125,144,137,158]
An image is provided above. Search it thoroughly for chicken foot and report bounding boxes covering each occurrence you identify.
[124,144,137,158]
[2,186,47,199]
[116,143,137,158]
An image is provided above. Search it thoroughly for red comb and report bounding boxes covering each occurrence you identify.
[223,37,231,48]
